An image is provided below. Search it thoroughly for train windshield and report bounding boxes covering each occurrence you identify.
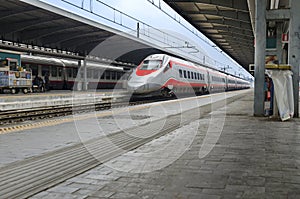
[140,60,162,70]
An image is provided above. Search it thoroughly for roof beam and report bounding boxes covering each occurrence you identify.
[166,0,249,11]
[220,34,252,43]
[218,30,254,38]
[195,19,251,29]
[218,41,253,48]
[187,10,250,22]
[202,25,253,34]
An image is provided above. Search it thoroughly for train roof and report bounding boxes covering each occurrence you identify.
[21,55,124,72]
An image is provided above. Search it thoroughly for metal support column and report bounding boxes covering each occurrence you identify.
[288,0,300,117]
[254,0,267,116]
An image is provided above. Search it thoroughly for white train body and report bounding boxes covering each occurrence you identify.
[127,54,250,96]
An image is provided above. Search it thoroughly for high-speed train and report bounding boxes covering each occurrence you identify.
[127,54,250,96]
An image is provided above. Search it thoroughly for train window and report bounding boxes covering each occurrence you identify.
[191,72,194,79]
[140,60,161,70]
[183,70,187,78]
[42,67,50,76]
[73,68,78,78]
[117,72,122,80]
[179,69,183,78]
[51,66,57,77]
[31,65,38,76]
[111,72,116,80]
[67,68,72,78]
[105,71,111,80]
[93,70,99,79]
[58,67,63,77]
[100,71,105,79]
[187,71,190,79]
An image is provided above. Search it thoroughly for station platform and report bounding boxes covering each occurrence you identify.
[0,89,127,111]
[22,90,299,199]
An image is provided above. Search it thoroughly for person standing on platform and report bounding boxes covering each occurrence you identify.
[44,72,49,91]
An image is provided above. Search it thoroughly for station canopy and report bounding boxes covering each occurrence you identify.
[0,0,164,65]
[163,0,254,70]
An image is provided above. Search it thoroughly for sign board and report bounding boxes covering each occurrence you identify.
[282,33,289,43]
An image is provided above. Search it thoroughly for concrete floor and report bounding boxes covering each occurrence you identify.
[28,90,300,199]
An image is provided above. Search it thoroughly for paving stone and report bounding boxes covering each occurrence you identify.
[109,192,140,199]
[67,177,103,185]
[89,190,115,198]
[48,186,80,194]
[29,91,300,198]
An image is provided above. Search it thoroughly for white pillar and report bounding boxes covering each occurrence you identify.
[288,0,300,117]
[254,0,267,116]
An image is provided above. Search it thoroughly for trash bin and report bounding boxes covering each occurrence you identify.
[266,65,294,121]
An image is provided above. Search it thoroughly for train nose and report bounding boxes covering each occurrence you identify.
[127,81,146,93]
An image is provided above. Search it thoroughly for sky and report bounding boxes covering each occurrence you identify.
[39,0,253,80]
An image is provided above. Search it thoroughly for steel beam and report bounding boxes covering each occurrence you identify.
[195,19,251,29]
[201,26,253,34]
[167,0,249,11]
[187,10,250,22]
[266,8,290,20]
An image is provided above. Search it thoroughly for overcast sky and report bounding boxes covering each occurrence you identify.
[40,0,252,79]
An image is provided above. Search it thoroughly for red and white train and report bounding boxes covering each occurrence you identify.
[127,54,250,96]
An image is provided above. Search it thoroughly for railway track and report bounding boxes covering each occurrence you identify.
[0,95,167,125]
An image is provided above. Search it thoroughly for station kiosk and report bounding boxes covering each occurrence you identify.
[0,50,32,94]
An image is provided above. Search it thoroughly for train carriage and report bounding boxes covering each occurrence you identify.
[21,55,127,90]
[127,54,250,96]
